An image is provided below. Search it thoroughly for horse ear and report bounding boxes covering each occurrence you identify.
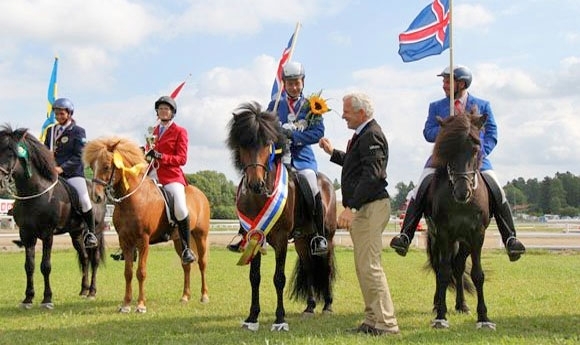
[436,116,444,126]
[14,128,28,141]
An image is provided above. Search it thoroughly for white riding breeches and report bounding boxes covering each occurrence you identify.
[67,177,92,213]
[164,182,188,221]
[481,170,506,203]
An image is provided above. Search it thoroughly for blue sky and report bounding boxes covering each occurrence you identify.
[1,0,579,197]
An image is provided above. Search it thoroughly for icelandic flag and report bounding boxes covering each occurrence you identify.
[398,0,450,62]
[270,33,295,101]
[39,57,58,142]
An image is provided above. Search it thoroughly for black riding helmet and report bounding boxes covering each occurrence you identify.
[155,96,177,115]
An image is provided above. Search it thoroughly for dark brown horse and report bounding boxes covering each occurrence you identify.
[0,125,105,309]
[424,111,496,330]
[226,102,337,331]
[83,137,211,313]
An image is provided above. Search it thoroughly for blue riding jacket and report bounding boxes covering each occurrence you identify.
[423,93,497,171]
[44,122,87,179]
[268,95,324,171]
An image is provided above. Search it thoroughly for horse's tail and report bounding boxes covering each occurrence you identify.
[425,237,475,294]
[289,243,336,302]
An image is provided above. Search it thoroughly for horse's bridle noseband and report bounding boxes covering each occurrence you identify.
[446,163,479,195]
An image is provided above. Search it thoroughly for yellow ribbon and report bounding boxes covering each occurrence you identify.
[113,151,147,190]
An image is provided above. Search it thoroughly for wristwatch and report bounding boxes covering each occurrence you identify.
[350,208,358,214]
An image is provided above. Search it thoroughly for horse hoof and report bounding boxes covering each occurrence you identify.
[322,309,334,315]
[270,323,289,332]
[118,305,131,313]
[430,319,450,329]
[40,302,54,310]
[200,295,209,304]
[20,303,33,310]
[241,321,259,332]
[476,321,496,330]
[135,306,147,314]
[87,295,96,301]
[301,311,315,319]
[180,297,189,304]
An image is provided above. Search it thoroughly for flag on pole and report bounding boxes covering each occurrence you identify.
[270,33,296,101]
[398,0,450,62]
[39,57,58,142]
[170,75,190,99]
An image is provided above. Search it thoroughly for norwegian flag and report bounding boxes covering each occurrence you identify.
[398,0,450,62]
[270,33,295,101]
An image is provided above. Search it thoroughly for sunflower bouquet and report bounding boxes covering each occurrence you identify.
[302,90,330,128]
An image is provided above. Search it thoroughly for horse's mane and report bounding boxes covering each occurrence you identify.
[83,136,146,170]
[431,114,482,168]
[0,124,57,181]
[226,102,288,172]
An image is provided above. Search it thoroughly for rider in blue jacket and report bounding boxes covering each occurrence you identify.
[389,65,525,261]
[44,98,98,249]
[228,62,328,256]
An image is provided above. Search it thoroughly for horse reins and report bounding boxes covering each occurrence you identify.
[0,147,59,200]
[93,158,154,204]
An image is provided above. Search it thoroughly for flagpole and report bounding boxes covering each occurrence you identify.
[273,22,301,113]
[448,0,455,116]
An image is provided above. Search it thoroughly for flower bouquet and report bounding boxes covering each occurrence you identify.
[303,90,331,127]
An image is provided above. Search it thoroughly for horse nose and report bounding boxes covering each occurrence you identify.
[249,180,266,194]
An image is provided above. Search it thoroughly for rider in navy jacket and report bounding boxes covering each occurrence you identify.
[390,65,525,261]
[44,98,98,249]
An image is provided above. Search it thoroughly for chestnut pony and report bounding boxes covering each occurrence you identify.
[0,125,105,309]
[226,102,337,331]
[83,137,210,313]
[425,111,495,330]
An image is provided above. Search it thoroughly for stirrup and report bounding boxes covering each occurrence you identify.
[390,233,410,256]
[310,235,328,256]
[181,248,196,264]
[84,233,98,249]
[227,234,245,253]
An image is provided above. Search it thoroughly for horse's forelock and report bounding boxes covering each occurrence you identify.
[227,102,286,171]
[432,115,478,167]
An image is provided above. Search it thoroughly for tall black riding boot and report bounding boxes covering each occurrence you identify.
[177,216,196,264]
[310,193,328,256]
[227,226,247,253]
[389,174,432,256]
[482,173,526,261]
[82,209,98,249]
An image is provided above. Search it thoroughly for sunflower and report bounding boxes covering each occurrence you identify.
[303,90,331,128]
[308,94,329,115]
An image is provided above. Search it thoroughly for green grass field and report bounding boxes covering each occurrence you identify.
[0,246,578,345]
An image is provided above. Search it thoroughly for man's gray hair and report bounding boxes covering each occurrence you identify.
[343,92,374,118]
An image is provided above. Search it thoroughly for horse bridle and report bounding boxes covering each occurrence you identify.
[242,162,272,195]
[0,149,59,200]
[446,161,479,193]
[92,156,153,203]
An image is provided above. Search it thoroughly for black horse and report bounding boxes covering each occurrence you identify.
[424,112,496,330]
[0,125,105,309]
[226,102,337,331]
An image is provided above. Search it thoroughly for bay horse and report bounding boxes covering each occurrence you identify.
[424,111,496,330]
[83,136,210,313]
[226,102,337,331]
[0,125,106,309]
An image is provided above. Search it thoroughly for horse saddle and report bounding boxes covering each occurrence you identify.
[55,177,83,234]
[152,180,178,227]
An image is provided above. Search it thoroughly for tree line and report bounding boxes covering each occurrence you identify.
[3,170,577,219]
[390,171,580,217]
